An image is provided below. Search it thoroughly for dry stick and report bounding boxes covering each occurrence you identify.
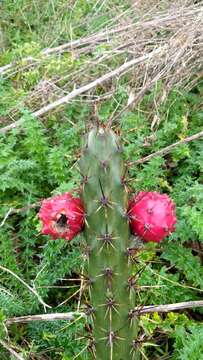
[134,300,203,315]
[5,300,203,325]
[0,57,38,75]
[108,71,165,127]
[0,203,41,228]
[0,5,200,75]
[0,29,137,75]
[0,265,51,309]
[6,312,86,325]
[0,208,13,227]
[129,130,203,166]
[0,25,131,75]
[1,202,41,221]
[0,47,166,135]
[42,10,191,55]
[9,202,41,214]
[0,340,25,360]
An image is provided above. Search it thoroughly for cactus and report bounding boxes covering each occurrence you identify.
[128,192,176,243]
[39,127,177,359]
[79,127,140,360]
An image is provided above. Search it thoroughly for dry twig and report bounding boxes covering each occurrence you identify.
[0,265,51,309]
[0,203,41,228]
[0,340,25,360]
[130,130,203,166]
[5,300,203,325]
[133,300,203,314]
[0,4,201,76]
[0,3,202,131]
[0,47,164,134]
[6,312,85,325]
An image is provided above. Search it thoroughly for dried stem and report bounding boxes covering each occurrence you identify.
[0,5,201,76]
[9,202,41,214]
[1,4,202,133]
[0,47,164,134]
[6,312,85,325]
[0,265,51,309]
[0,340,25,360]
[0,208,13,227]
[0,203,41,228]
[130,130,203,166]
[134,300,203,314]
[5,300,203,325]
[109,71,164,126]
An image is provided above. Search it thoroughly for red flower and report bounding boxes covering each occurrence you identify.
[38,193,85,241]
[128,191,176,243]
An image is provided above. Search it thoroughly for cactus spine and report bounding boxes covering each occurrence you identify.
[80,127,139,360]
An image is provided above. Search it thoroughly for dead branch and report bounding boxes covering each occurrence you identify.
[133,300,203,315]
[0,265,51,309]
[0,2,202,138]
[0,4,202,130]
[0,5,200,76]
[5,300,203,326]
[0,340,25,360]
[10,202,41,214]
[109,71,165,127]
[130,130,203,166]
[0,203,41,228]
[0,47,164,134]
[6,312,86,325]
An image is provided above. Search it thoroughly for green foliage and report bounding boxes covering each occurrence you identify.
[27,318,86,359]
[161,243,203,290]
[173,324,203,360]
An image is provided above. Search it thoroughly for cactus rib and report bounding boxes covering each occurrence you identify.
[80,127,139,360]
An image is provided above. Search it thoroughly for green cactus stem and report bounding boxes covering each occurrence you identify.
[80,126,140,360]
